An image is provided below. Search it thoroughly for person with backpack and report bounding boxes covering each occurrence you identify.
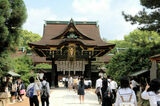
[115,77,137,106]
[141,78,160,106]
[40,76,50,106]
[101,78,113,106]
[26,77,40,106]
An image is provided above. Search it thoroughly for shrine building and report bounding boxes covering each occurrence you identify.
[28,19,115,87]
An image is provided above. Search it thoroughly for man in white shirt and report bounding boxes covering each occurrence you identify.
[26,77,40,106]
[40,76,50,106]
[95,76,103,104]
[96,76,102,89]
[109,78,118,103]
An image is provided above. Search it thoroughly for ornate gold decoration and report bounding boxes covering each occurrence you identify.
[50,47,57,51]
[87,48,94,51]
[68,43,76,61]
[69,28,74,32]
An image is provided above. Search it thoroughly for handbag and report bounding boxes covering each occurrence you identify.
[20,89,25,94]
[95,87,100,94]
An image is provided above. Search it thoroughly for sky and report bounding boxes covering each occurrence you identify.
[23,0,143,40]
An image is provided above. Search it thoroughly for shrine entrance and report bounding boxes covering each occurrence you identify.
[29,19,115,87]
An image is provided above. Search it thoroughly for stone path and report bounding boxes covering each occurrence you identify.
[9,88,100,106]
[50,88,100,106]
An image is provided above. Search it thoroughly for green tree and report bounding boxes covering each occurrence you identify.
[106,48,152,81]
[34,63,51,70]
[124,30,160,48]
[0,0,27,76]
[108,40,130,54]
[0,0,27,53]
[19,30,41,49]
[122,0,160,33]
[0,52,13,77]
[106,30,160,81]
[13,55,35,86]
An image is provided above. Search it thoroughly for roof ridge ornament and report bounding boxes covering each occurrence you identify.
[70,18,74,24]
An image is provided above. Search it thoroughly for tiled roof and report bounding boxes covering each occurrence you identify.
[94,55,113,63]
[29,21,114,47]
[30,53,51,64]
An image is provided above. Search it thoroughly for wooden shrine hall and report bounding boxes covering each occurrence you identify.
[28,19,115,87]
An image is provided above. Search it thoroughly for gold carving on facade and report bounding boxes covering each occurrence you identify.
[50,47,57,51]
[68,43,76,60]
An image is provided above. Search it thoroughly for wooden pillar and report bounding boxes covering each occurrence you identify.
[51,59,58,88]
[150,60,158,80]
[88,59,91,79]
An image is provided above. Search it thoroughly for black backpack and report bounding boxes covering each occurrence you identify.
[40,82,48,99]
[157,101,160,106]
[104,87,114,101]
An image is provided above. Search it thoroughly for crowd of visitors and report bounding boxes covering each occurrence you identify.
[95,75,160,106]
[0,77,26,103]
[1,74,159,106]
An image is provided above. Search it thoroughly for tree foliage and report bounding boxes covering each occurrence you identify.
[122,0,160,33]
[0,0,27,54]
[0,0,27,76]
[106,48,151,81]
[108,40,130,54]
[19,30,41,49]
[13,55,35,86]
[124,30,160,48]
[0,52,13,77]
[106,30,160,81]
[34,63,52,70]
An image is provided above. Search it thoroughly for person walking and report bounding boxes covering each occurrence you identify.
[68,76,73,91]
[40,76,50,106]
[11,80,17,103]
[77,78,85,104]
[115,77,137,106]
[17,78,22,102]
[65,76,68,88]
[95,76,103,104]
[141,78,160,106]
[26,77,40,106]
[101,78,112,106]
[19,81,25,101]
[73,76,78,92]
[109,78,118,103]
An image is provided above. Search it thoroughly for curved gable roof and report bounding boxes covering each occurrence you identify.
[29,20,114,47]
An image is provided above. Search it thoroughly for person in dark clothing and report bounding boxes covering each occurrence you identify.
[101,78,112,106]
[78,78,85,104]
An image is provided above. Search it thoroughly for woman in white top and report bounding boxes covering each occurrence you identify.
[141,79,160,106]
[115,77,137,106]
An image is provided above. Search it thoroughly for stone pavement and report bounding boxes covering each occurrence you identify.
[8,88,100,106]
[50,88,100,106]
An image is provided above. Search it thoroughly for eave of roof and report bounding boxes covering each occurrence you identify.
[28,38,115,49]
[129,69,149,77]
[150,54,160,62]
